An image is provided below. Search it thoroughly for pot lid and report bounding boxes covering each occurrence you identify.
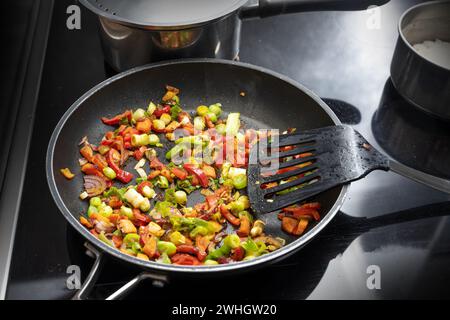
[80,0,249,29]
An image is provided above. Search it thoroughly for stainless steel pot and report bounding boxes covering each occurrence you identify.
[81,0,390,71]
[390,0,450,121]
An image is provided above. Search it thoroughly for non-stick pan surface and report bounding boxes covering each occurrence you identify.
[47,59,347,276]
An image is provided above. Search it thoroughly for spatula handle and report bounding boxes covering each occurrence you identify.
[389,160,450,194]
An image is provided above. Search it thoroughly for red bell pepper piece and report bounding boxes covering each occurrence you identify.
[283,207,320,221]
[189,173,199,186]
[106,180,114,188]
[170,167,188,180]
[106,149,133,183]
[219,204,240,226]
[115,169,133,184]
[182,123,195,135]
[231,246,245,261]
[134,146,147,161]
[120,127,139,137]
[245,129,258,146]
[201,164,216,178]
[101,110,132,126]
[124,141,132,149]
[237,214,251,237]
[150,157,165,170]
[148,170,161,180]
[108,196,123,209]
[214,136,235,166]
[136,181,152,195]
[80,145,94,162]
[294,152,314,159]
[161,167,174,183]
[112,235,123,248]
[151,126,166,134]
[177,112,191,124]
[204,115,215,129]
[217,257,231,264]
[117,125,127,135]
[132,208,151,227]
[281,216,309,236]
[281,216,298,234]
[175,244,206,261]
[153,105,171,118]
[104,131,115,140]
[134,149,143,161]
[176,245,197,255]
[135,118,152,133]
[183,164,209,188]
[205,195,219,212]
[101,139,114,146]
[91,154,108,170]
[171,253,200,265]
[298,202,321,210]
[197,250,207,262]
[112,136,130,166]
[123,134,132,143]
[108,213,121,225]
[81,163,104,178]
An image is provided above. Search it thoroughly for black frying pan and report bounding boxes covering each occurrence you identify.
[46,59,347,283]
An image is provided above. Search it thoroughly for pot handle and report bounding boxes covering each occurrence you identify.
[240,0,390,19]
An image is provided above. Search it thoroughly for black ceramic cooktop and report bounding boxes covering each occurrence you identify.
[4,0,450,299]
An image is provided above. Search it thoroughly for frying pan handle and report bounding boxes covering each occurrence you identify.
[389,160,450,194]
[105,272,168,300]
[240,0,390,19]
[72,242,169,300]
[72,242,105,300]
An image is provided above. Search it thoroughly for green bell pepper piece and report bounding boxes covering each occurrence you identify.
[155,176,169,189]
[123,233,140,247]
[157,252,172,264]
[98,231,113,247]
[225,113,240,136]
[157,241,177,256]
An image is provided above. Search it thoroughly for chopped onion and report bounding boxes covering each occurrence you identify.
[134,158,146,170]
[94,220,114,233]
[83,175,107,197]
[275,237,286,246]
[78,158,88,166]
[78,136,88,146]
[136,168,147,179]
[180,116,190,125]
[144,149,157,161]
[79,191,89,200]
[200,189,214,196]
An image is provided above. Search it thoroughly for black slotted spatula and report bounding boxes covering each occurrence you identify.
[248,125,450,213]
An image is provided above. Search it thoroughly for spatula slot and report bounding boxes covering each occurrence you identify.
[277,133,316,148]
[261,161,317,183]
[277,155,316,170]
[262,170,320,197]
[260,145,316,164]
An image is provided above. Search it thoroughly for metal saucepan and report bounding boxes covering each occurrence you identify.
[80,0,390,71]
[390,0,450,120]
